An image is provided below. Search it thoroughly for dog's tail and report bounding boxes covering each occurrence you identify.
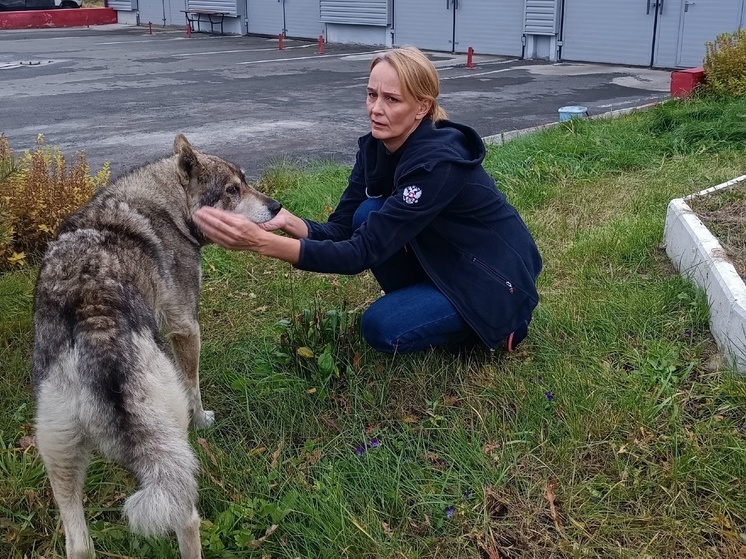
[123,438,200,537]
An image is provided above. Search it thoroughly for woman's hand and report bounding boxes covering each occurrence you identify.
[194,206,302,264]
[194,206,268,252]
[257,207,310,239]
[258,207,293,232]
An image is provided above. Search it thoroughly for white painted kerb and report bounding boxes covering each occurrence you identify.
[663,175,746,373]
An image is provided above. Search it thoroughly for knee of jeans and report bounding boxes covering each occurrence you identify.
[360,308,399,354]
[352,198,385,231]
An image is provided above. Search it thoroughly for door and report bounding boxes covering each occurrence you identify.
[139,0,166,26]
[247,0,319,38]
[676,0,745,67]
[165,0,187,26]
[283,0,321,38]
[394,0,524,55]
[561,0,662,66]
[456,0,523,56]
[561,0,745,68]
[394,0,454,52]
[247,0,284,36]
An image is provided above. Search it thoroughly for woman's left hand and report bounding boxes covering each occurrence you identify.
[194,206,267,252]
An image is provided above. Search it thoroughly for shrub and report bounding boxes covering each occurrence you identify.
[0,134,109,270]
[703,28,746,97]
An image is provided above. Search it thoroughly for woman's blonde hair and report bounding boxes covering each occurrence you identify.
[370,46,448,123]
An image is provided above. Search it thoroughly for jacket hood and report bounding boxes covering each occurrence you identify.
[398,118,486,173]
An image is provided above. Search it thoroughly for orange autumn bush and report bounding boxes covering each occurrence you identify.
[0,134,109,271]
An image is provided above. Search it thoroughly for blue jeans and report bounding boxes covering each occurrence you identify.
[352,198,476,354]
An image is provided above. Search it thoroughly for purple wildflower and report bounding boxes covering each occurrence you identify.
[684,329,691,338]
[354,444,367,456]
[544,391,554,402]
[369,437,381,449]
[445,506,455,519]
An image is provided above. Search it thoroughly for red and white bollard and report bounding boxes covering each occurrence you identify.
[318,34,325,54]
[278,33,284,50]
[466,46,475,69]
[185,23,191,38]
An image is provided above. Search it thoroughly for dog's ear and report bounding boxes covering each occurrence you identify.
[174,134,199,187]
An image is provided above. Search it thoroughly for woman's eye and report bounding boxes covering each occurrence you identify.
[226,185,239,195]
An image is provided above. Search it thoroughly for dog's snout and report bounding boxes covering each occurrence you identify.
[268,199,282,215]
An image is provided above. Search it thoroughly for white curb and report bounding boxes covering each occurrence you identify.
[663,175,746,373]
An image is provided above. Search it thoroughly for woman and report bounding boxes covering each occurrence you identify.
[195,46,542,354]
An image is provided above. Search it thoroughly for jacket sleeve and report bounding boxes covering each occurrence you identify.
[303,144,368,242]
[296,162,464,274]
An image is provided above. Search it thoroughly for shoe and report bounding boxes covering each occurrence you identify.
[507,320,529,352]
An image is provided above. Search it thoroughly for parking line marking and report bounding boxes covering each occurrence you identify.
[174,44,314,57]
[235,50,386,65]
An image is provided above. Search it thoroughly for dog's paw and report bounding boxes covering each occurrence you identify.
[192,409,215,430]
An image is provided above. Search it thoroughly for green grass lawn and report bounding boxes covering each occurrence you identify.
[2,96,746,558]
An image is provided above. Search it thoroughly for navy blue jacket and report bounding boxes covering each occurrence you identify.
[296,119,542,349]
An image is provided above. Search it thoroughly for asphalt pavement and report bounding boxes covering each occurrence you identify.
[0,24,672,179]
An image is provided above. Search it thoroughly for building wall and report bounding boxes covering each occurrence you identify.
[113,0,744,69]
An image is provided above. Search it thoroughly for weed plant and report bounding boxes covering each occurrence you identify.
[704,28,746,97]
[0,134,109,270]
[2,96,746,558]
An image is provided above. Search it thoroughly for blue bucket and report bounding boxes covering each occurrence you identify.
[558,106,589,122]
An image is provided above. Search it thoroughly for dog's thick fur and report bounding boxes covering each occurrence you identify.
[32,135,280,559]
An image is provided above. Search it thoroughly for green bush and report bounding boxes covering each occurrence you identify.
[703,28,746,97]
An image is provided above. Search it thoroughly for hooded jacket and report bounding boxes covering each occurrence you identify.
[296,119,542,349]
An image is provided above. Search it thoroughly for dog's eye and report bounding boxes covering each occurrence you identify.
[225,185,239,196]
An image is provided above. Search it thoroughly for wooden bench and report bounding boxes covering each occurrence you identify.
[181,10,227,35]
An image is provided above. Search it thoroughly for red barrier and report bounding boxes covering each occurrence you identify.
[0,7,117,30]
[670,67,705,98]
[318,34,324,54]
[185,22,191,38]
[278,33,284,50]
[466,46,475,70]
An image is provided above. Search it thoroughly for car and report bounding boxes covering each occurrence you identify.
[0,0,81,9]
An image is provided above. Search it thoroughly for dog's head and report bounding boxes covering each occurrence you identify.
[173,134,281,224]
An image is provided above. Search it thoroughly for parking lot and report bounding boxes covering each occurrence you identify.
[0,25,672,178]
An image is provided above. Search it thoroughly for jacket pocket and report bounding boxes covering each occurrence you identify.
[471,255,539,306]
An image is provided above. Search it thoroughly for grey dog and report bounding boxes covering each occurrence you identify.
[32,135,280,559]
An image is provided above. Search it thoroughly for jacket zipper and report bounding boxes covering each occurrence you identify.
[471,257,515,294]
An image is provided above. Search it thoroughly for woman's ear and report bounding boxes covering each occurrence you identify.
[416,99,433,120]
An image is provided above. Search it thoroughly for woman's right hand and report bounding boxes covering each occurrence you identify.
[257,207,309,239]
[258,207,293,231]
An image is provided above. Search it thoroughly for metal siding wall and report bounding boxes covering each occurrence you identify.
[524,0,558,35]
[109,0,133,9]
[188,0,237,14]
[320,0,387,25]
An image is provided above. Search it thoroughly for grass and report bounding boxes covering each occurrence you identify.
[2,95,746,558]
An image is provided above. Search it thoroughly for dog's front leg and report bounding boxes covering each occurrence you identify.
[171,324,214,430]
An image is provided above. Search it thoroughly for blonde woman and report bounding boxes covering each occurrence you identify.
[195,46,542,354]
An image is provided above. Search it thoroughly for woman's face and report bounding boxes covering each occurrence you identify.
[366,60,430,153]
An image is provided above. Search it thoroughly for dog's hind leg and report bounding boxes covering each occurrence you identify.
[175,507,202,559]
[36,396,94,559]
[170,322,214,430]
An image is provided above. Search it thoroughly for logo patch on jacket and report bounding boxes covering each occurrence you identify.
[403,185,422,205]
